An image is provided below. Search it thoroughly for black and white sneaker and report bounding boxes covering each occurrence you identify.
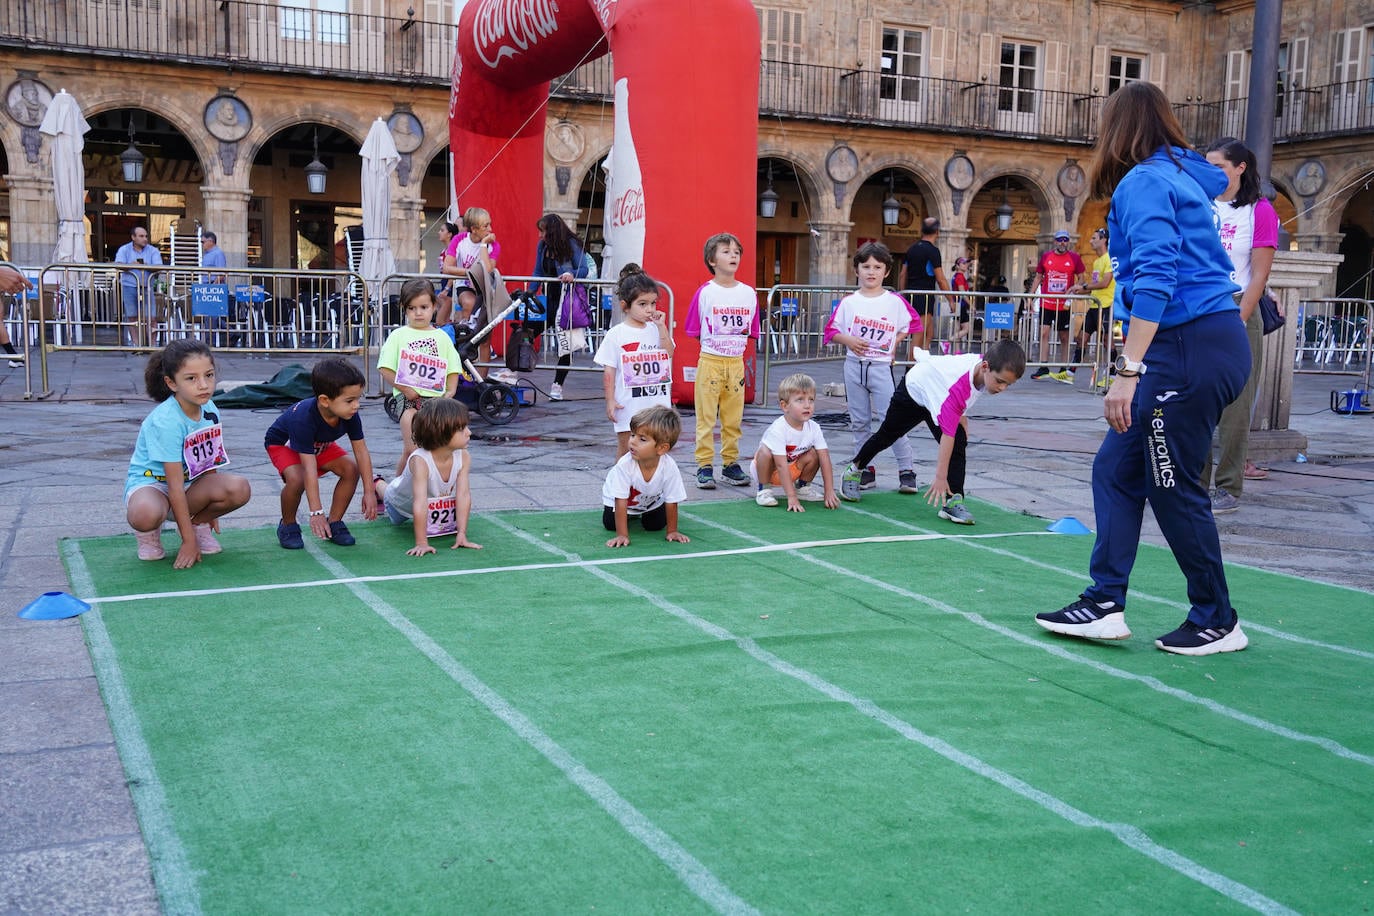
[1035,595,1131,640]
[1155,620,1248,656]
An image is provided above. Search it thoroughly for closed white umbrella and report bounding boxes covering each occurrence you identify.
[359,117,399,291]
[38,89,90,265]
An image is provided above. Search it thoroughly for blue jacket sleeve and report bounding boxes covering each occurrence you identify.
[1114,171,1179,325]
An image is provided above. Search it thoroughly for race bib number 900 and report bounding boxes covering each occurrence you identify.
[622,348,671,388]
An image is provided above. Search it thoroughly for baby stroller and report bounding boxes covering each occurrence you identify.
[384,296,523,426]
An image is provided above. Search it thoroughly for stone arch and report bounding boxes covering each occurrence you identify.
[83,96,219,186]
[757,149,824,224]
[244,111,367,168]
[852,157,946,227]
[970,167,1056,237]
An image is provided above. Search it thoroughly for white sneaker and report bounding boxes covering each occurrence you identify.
[755,489,778,507]
[549,383,563,401]
[6,358,21,368]
[491,369,519,384]
[793,482,825,502]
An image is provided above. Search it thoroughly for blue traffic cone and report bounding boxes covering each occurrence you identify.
[1047,516,1092,535]
[18,591,92,620]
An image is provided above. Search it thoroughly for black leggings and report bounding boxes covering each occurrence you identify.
[853,383,967,495]
[602,503,668,532]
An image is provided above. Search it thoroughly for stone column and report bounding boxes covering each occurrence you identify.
[4,174,56,266]
[807,220,854,287]
[392,195,425,275]
[940,227,973,264]
[199,187,252,270]
[1248,250,1344,460]
[1291,232,1344,258]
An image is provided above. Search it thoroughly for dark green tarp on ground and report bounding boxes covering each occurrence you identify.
[214,364,314,409]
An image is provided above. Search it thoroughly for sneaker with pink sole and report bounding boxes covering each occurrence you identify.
[194,523,222,554]
[135,530,165,561]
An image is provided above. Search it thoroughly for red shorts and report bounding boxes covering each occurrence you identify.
[267,443,348,476]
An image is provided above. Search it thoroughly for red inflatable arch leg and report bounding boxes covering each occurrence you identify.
[452,0,760,404]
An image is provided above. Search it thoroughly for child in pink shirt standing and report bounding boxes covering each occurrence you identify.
[823,242,922,495]
[685,232,759,490]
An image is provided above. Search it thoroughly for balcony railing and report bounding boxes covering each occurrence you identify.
[1176,80,1374,144]
[6,3,1374,150]
[0,0,457,83]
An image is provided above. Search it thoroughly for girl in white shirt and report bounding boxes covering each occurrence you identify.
[374,398,482,556]
[593,268,674,458]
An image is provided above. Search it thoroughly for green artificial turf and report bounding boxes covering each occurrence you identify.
[65,495,1373,914]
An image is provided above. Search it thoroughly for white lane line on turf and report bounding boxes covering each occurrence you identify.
[300,540,759,916]
[489,516,1298,916]
[63,540,204,916]
[70,530,1050,607]
[684,511,1374,771]
[845,505,1374,663]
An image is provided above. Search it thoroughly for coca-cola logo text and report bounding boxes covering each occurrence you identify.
[473,0,560,69]
[612,187,645,228]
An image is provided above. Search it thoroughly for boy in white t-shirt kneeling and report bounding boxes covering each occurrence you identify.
[751,373,839,512]
[601,406,692,548]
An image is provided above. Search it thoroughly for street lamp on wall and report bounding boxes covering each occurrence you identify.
[120,118,145,184]
[995,177,1014,232]
[305,128,328,195]
[882,171,901,227]
[759,160,779,219]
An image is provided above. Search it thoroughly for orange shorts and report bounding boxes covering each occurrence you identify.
[267,442,348,476]
[753,456,804,486]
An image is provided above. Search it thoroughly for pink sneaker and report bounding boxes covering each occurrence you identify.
[194,524,222,555]
[135,530,164,561]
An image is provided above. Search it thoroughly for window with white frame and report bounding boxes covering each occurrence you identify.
[999,41,1038,113]
[758,8,804,64]
[1107,53,1146,94]
[281,0,348,44]
[880,27,925,103]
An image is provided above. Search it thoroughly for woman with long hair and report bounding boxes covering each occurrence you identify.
[1201,137,1280,507]
[529,213,590,400]
[1034,82,1252,656]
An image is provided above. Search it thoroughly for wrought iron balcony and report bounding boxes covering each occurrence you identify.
[5,3,1373,151]
[0,0,457,83]
[1176,81,1374,145]
[552,59,1374,149]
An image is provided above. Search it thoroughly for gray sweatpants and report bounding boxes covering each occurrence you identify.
[844,356,914,470]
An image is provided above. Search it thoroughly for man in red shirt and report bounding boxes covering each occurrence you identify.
[1031,230,1086,381]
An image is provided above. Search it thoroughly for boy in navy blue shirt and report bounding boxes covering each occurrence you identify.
[264,358,378,548]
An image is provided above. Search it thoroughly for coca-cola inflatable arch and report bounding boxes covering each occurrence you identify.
[451,0,760,404]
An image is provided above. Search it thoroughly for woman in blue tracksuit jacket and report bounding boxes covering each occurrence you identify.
[1036,82,1251,656]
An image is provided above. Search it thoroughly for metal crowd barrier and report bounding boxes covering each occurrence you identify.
[1,260,37,399]
[384,272,676,382]
[757,284,1112,404]
[4,263,372,397]
[1294,298,1372,388]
